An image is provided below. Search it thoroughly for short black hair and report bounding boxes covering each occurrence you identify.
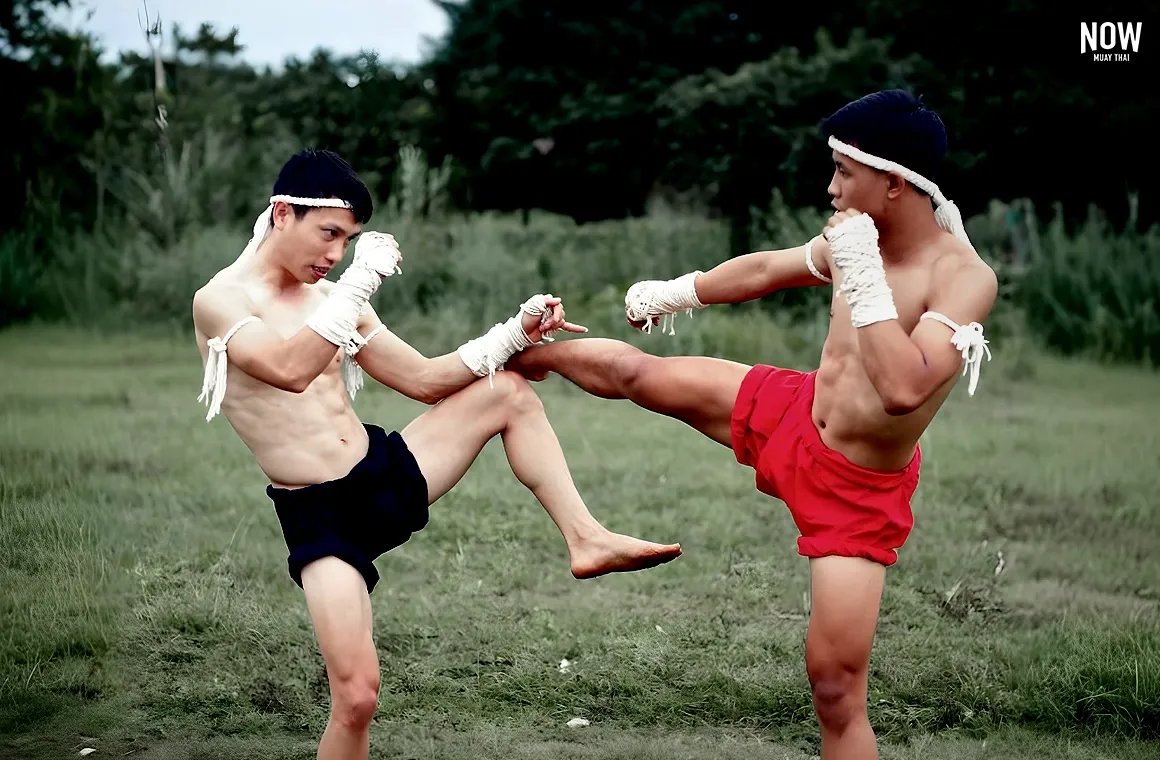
[271,149,374,223]
[819,90,947,192]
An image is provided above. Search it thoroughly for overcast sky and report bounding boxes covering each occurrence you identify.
[54,0,451,67]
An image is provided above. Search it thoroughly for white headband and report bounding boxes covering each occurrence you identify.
[235,195,355,263]
[828,136,973,250]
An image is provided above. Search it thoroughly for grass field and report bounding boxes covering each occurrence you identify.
[1,323,1158,760]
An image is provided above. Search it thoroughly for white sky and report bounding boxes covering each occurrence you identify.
[53,0,451,67]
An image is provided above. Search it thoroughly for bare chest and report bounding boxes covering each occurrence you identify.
[825,265,933,355]
[253,288,344,371]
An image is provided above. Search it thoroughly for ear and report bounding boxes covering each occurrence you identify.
[272,201,293,230]
[885,172,907,200]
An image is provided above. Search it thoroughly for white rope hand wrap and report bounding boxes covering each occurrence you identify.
[826,214,898,328]
[306,232,402,348]
[624,271,704,335]
[921,312,992,395]
[458,294,553,386]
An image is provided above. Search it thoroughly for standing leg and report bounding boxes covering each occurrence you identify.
[505,338,750,448]
[401,370,682,577]
[804,556,886,760]
[301,558,380,760]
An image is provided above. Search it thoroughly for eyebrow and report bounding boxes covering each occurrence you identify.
[326,223,359,238]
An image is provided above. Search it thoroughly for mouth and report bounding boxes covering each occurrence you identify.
[310,266,330,280]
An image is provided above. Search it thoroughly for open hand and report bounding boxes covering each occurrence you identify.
[521,295,587,343]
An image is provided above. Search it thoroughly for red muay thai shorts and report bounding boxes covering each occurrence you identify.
[730,365,921,566]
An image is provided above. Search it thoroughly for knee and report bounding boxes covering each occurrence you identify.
[490,369,543,415]
[806,657,866,732]
[612,348,655,394]
[330,669,380,730]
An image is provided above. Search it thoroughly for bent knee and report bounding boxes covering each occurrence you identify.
[807,660,866,730]
[613,349,657,395]
[330,670,380,729]
[488,369,542,414]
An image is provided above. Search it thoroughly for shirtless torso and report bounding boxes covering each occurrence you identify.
[810,231,989,470]
[195,266,370,488]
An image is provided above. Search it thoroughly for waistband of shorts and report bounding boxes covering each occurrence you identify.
[265,424,388,503]
[791,372,921,490]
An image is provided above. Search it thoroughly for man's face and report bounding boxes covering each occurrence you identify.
[272,203,361,283]
[826,150,887,219]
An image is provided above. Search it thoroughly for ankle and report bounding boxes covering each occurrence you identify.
[563,518,605,546]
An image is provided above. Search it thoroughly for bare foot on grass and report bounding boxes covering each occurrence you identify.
[568,531,682,579]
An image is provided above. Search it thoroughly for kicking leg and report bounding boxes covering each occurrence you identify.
[301,558,380,760]
[400,370,682,578]
[804,556,886,760]
[506,338,749,448]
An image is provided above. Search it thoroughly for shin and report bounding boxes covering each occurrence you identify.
[804,556,885,760]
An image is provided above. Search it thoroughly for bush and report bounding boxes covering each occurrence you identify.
[1016,199,1160,366]
[2,146,1157,374]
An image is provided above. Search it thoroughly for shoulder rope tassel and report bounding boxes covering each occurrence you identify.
[828,136,974,252]
[199,316,260,421]
[341,324,386,400]
[920,311,992,395]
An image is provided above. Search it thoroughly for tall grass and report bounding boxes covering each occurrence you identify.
[2,147,1157,370]
[1016,199,1160,366]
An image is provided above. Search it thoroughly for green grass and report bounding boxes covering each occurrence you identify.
[1,321,1158,759]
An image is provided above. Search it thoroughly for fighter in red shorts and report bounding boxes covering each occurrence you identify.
[504,89,997,759]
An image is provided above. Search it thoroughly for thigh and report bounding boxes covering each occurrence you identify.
[625,355,751,448]
[804,555,886,679]
[301,557,378,684]
[400,371,529,505]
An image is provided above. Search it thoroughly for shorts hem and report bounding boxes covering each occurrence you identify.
[288,539,381,592]
[797,537,901,567]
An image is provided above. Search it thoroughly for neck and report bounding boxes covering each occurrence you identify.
[875,195,944,264]
[242,235,302,291]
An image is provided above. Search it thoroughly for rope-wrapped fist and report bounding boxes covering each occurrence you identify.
[350,231,403,278]
[822,211,898,328]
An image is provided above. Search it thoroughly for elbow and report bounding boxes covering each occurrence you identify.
[410,371,444,405]
[282,372,312,394]
[412,385,442,406]
[880,386,924,416]
[278,363,313,393]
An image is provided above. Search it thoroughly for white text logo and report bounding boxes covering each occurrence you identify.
[1080,22,1142,61]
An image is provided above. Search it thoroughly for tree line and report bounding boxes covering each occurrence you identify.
[3,0,1156,249]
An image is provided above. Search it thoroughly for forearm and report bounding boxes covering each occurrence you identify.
[695,244,824,304]
[693,251,778,304]
[272,329,348,392]
[855,322,937,415]
[414,352,481,403]
[358,296,551,404]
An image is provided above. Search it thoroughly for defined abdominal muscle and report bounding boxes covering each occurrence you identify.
[812,358,929,457]
[224,378,370,487]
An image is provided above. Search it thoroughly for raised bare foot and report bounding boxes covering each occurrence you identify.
[568,531,682,579]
